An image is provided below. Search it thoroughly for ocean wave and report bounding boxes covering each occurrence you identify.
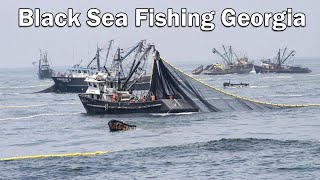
[250,86,270,88]
[0,84,53,90]
[131,138,319,155]
[268,94,304,97]
[150,112,197,117]
[0,112,82,121]
[0,103,77,109]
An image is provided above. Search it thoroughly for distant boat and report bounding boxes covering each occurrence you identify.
[192,65,204,75]
[254,48,312,74]
[202,46,254,75]
[51,65,92,93]
[38,50,53,79]
[51,40,112,93]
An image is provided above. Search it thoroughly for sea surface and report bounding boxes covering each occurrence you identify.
[0,59,320,179]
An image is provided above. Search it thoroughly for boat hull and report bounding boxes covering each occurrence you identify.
[52,77,87,93]
[51,76,151,93]
[204,64,253,75]
[78,94,199,114]
[254,65,312,74]
[192,65,204,75]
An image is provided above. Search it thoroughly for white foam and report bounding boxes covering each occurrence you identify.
[0,102,77,109]
[0,112,82,121]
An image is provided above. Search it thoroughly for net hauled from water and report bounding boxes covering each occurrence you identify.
[149,55,320,113]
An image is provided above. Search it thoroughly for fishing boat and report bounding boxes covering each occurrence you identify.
[79,45,199,114]
[51,65,92,93]
[108,120,136,132]
[51,41,112,93]
[254,48,312,74]
[37,50,54,79]
[203,46,253,75]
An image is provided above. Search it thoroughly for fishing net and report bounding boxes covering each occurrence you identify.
[150,53,279,113]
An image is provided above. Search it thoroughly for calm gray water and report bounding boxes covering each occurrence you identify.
[0,59,320,179]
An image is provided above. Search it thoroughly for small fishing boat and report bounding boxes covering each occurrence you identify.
[108,120,136,132]
[223,80,249,88]
[37,50,54,79]
[192,65,204,75]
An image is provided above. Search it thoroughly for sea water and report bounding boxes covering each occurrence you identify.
[0,59,319,179]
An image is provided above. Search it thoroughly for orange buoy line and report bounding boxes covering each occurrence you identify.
[0,151,108,161]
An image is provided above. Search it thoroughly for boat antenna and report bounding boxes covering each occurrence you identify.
[103,39,114,67]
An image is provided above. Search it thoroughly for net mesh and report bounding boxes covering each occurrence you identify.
[150,56,278,113]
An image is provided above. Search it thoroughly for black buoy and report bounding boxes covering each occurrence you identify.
[108,120,136,132]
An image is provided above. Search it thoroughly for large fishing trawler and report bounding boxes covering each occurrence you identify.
[192,46,254,75]
[254,48,312,74]
[51,40,113,93]
[78,44,200,114]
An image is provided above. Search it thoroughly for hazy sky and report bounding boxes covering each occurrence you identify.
[1,0,319,68]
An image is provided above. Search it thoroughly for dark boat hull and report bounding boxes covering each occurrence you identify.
[52,77,87,93]
[192,65,204,75]
[254,65,312,74]
[78,94,199,114]
[204,64,253,75]
[51,76,151,93]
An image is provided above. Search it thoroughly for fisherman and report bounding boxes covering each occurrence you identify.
[141,96,146,102]
[112,92,117,102]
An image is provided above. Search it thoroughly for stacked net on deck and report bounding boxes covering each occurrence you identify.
[149,54,278,113]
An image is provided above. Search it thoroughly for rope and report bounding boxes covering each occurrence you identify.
[160,57,320,108]
[0,151,108,161]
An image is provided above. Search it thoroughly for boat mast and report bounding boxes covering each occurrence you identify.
[128,40,144,77]
[222,45,231,64]
[281,47,287,63]
[87,45,102,70]
[212,47,229,64]
[96,44,101,71]
[103,40,114,67]
[232,47,240,61]
[38,49,42,73]
[116,48,122,90]
[277,49,282,67]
